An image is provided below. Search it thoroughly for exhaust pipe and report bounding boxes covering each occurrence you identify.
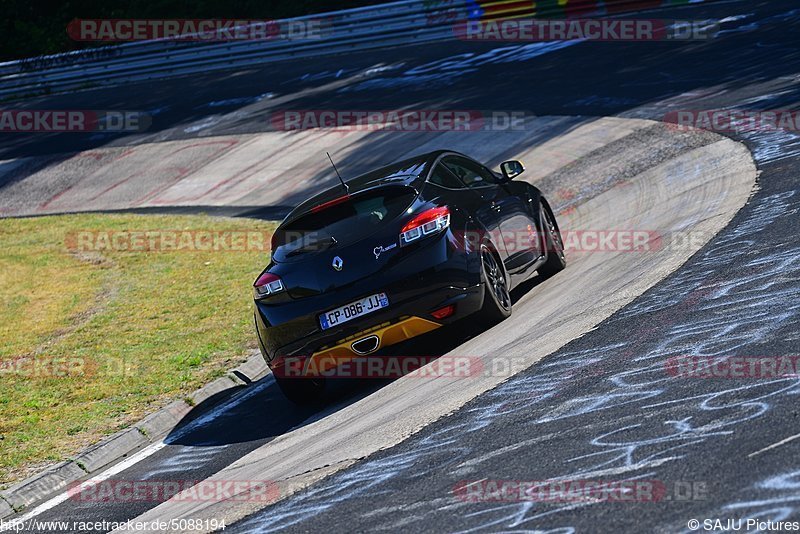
[351,335,380,355]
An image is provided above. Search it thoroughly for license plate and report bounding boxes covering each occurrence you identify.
[319,293,389,330]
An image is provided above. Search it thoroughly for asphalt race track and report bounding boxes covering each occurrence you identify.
[2,0,800,533]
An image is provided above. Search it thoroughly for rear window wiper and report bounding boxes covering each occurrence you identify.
[285,236,338,257]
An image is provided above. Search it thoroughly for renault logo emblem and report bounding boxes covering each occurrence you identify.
[332,256,344,271]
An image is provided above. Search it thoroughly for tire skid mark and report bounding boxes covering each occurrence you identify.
[37,149,136,211]
[135,140,239,205]
[190,132,324,204]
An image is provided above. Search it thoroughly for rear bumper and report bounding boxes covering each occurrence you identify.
[255,275,484,370]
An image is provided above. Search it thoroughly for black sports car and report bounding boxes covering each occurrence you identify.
[253,150,566,402]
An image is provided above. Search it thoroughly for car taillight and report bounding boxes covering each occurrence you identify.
[254,272,285,299]
[311,195,350,213]
[400,206,450,245]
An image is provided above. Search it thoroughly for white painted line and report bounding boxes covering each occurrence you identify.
[0,442,168,530]
[748,432,800,458]
[0,376,275,530]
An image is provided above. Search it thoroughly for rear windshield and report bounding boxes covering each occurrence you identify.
[272,187,416,261]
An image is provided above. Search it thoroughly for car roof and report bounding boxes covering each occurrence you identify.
[283,150,461,224]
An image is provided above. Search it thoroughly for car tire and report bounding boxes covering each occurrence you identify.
[537,201,566,278]
[274,373,325,405]
[478,243,512,324]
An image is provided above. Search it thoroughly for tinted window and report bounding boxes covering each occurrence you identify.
[429,163,465,189]
[442,157,497,188]
[272,187,416,261]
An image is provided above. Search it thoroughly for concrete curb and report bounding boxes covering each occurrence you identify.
[72,428,150,474]
[0,351,269,518]
[0,496,12,519]
[0,462,86,514]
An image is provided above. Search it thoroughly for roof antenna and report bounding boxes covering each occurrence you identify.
[327,152,349,195]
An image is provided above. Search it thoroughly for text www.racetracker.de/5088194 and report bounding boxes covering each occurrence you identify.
[0,518,227,532]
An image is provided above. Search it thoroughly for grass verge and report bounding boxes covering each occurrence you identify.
[0,213,276,487]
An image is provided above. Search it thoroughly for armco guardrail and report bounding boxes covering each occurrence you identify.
[0,0,709,101]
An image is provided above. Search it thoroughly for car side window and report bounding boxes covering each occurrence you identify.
[442,157,497,188]
[429,163,466,189]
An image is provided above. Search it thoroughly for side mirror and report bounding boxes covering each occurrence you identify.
[500,160,525,182]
